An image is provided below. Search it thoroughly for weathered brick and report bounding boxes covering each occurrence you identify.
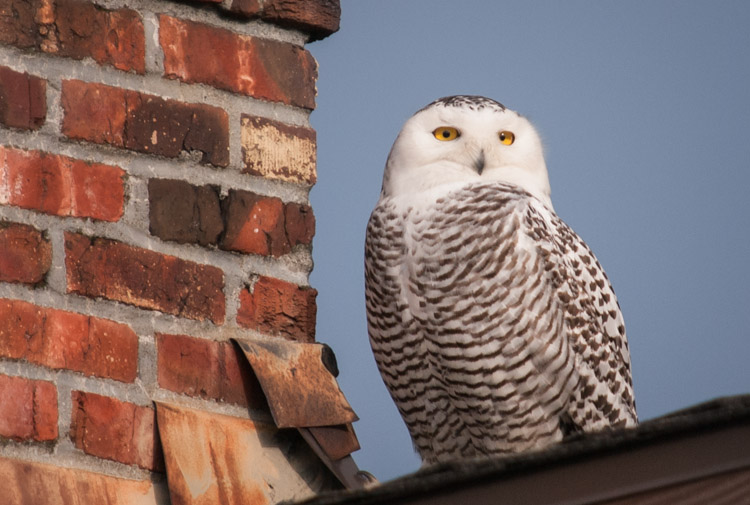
[70,392,164,471]
[0,0,37,49]
[64,233,226,323]
[54,0,145,73]
[148,179,223,246]
[160,15,317,109]
[0,222,51,285]
[0,146,125,221]
[229,0,261,17]
[156,333,265,409]
[61,80,229,166]
[0,66,46,130]
[221,190,314,257]
[0,0,144,73]
[0,298,138,382]
[237,276,317,342]
[0,374,57,442]
[241,115,317,185]
[261,0,341,41]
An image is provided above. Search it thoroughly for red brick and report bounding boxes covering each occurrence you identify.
[261,0,341,41]
[0,298,138,382]
[0,146,125,221]
[70,392,163,471]
[220,190,314,257]
[0,0,144,73]
[61,80,229,166]
[0,222,51,285]
[0,66,46,130]
[160,15,317,109]
[237,276,317,342]
[156,333,265,408]
[0,374,58,442]
[64,233,225,323]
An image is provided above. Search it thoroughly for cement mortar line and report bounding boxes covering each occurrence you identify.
[0,276,308,345]
[0,127,313,206]
[0,203,314,287]
[0,443,166,483]
[0,359,154,407]
[0,46,312,129]
[95,0,309,46]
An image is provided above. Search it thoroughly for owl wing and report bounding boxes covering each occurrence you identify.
[523,199,638,431]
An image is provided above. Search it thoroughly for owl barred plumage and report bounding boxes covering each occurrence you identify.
[365,95,637,464]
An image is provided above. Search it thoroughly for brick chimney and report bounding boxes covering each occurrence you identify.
[0,0,345,503]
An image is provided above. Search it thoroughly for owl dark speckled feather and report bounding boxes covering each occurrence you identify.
[419,95,507,114]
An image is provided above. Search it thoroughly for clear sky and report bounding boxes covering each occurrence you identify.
[307,1,750,482]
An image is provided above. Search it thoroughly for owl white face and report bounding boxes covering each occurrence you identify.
[382,96,552,207]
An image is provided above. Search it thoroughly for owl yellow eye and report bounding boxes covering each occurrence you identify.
[433,127,460,141]
[499,131,515,145]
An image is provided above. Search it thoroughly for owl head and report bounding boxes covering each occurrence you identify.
[382,95,552,208]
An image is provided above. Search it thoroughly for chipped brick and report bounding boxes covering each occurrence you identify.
[70,392,164,471]
[61,80,229,167]
[0,222,51,285]
[237,276,317,342]
[221,190,314,257]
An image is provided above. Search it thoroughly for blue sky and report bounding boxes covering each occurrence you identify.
[307,1,750,481]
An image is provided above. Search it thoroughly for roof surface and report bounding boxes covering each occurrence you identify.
[292,395,750,505]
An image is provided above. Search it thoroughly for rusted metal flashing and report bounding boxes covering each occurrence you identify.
[155,401,339,505]
[233,337,357,428]
[232,336,374,491]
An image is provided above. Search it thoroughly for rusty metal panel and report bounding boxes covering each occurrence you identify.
[0,455,165,505]
[155,401,339,505]
[233,337,358,429]
[308,424,361,461]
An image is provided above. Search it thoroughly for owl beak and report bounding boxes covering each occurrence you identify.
[473,149,486,175]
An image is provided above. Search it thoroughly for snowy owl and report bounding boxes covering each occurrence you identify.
[364,95,637,465]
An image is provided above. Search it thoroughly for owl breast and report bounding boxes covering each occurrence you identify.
[365,182,592,463]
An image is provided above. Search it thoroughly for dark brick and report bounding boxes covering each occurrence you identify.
[0,0,38,49]
[0,66,46,130]
[0,222,51,285]
[64,233,225,324]
[284,202,315,247]
[148,179,223,246]
[262,0,341,41]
